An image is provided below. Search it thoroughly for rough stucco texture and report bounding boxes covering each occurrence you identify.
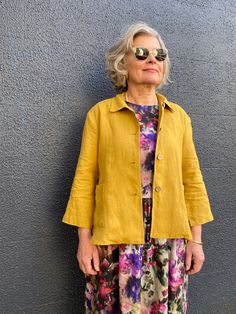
[1,0,236,313]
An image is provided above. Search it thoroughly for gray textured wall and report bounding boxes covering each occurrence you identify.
[1,0,235,313]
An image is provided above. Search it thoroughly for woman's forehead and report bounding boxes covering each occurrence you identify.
[133,34,161,48]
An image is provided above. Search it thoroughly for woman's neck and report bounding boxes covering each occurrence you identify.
[126,85,157,105]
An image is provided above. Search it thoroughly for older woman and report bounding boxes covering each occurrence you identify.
[63,22,213,313]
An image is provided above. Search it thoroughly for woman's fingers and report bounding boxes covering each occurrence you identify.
[187,255,204,275]
[187,259,202,275]
[82,257,98,275]
[186,242,205,275]
[185,250,192,272]
[92,246,100,272]
[77,244,100,275]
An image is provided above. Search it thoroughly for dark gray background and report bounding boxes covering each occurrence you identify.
[1,0,236,313]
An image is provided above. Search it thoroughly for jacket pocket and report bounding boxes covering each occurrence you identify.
[94,184,105,227]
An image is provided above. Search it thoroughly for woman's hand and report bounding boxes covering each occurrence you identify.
[185,241,205,275]
[77,228,100,275]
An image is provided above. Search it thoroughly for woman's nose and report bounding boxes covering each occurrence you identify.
[146,53,157,63]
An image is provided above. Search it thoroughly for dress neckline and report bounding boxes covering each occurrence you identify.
[126,101,158,108]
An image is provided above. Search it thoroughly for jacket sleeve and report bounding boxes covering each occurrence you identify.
[62,108,99,228]
[182,115,213,226]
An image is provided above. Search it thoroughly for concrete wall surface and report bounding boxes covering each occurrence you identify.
[1,0,236,313]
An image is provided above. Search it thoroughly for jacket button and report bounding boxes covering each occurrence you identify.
[157,154,163,160]
[155,186,161,192]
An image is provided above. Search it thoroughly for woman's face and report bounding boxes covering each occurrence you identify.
[125,34,164,89]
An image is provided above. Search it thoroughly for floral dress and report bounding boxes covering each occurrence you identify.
[85,102,188,314]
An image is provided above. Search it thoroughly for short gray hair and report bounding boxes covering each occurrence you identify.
[106,22,171,92]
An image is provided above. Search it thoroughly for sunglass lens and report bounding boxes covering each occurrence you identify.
[135,48,149,60]
[155,49,167,61]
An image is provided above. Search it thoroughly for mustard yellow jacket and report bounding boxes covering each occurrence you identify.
[63,92,213,244]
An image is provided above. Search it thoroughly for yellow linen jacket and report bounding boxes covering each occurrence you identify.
[63,92,213,244]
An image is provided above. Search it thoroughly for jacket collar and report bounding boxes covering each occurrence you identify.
[109,92,175,112]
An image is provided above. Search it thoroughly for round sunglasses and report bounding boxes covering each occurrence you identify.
[132,47,167,61]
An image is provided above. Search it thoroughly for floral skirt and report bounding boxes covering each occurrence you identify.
[85,198,188,314]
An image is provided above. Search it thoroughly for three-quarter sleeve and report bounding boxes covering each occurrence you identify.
[182,115,213,226]
[62,108,99,228]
